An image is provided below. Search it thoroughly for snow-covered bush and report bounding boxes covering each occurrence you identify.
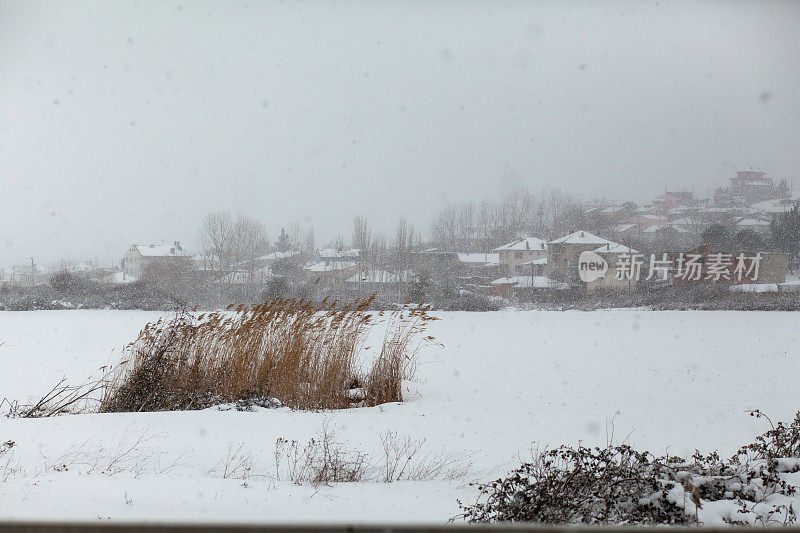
[458,411,800,526]
[457,444,690,525]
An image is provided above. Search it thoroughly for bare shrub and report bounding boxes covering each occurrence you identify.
[2,375,107,418]
[275,422,369,484]
[101,296,436,412]
[739,409,800,459]
[379,430,472,482]
[47,428,161,477]
[274,424,471,485]
[206,442,259,480]
[1,440,18,482]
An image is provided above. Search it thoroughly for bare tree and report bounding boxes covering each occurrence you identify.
[198,211,269,288]
[303,226,316,253]
[230,214,270,270]
[430,204,457,251]
[352,216,371,262]
[199,211,234,275]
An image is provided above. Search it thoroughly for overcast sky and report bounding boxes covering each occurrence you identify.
[1,1,799,265]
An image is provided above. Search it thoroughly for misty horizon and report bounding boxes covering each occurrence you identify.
[2,1,799,265]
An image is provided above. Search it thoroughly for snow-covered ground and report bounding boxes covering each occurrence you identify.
[1,310,799,523]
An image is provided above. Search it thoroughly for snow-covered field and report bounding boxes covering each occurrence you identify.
[1,310,798,523]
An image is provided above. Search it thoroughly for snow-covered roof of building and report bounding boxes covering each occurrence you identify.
[611,223,637,233]
[494,237,547,251]
[642,224,689,234]
[736,218,770,226]
[109,271,137,284]
[600,205,623,214]
[640,214,667,220]
[133,243,189,257]
[346,269,415,283]
[305,260,357,272]
[317,248,360,259]
[258,250,300,261]
[593,242,639,254]
[457,253,499,264]
[670,217,697,226]
[548,231,615,246]
[491,276,567,290]
[749,197,798,213]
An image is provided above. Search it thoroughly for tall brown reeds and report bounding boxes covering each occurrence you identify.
[100,295,436,412]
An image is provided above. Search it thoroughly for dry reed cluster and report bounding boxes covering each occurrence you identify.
[100,295,436,412]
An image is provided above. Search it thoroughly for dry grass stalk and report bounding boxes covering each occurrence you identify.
[101,295,436,412]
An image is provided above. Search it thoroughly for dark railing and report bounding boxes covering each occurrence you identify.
[0,524,793,533]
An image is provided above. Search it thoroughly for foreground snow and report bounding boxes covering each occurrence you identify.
[1,309,799,523]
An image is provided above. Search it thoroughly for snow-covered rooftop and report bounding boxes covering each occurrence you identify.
[642,224,689,234]
[305,260,357,272]
[457,253,499,264]
[611,223,637,233]
[548,230,615,246]
[258,250,300,261]
[736,218,770,226]
[346,269,414,283]
[132,244,189,257]
[317,248,360,259]
[750,198,798,213]
[593,242,639,254]
[494,237,547,251]
[491,276,567,289]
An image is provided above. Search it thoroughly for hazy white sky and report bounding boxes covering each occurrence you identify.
[1,1,799,264]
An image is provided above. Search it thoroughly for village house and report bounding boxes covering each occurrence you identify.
[344,268,416,301]
[640,224,694,249]
[456,252,501,292]
[122,242,191,280]
[494,237,547,277]
[630,213,668,228]
[652,190,695,212]
[545,230,618,286]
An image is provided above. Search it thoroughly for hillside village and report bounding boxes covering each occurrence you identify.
[2,169,800,309]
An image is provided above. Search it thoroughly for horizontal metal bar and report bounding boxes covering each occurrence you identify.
[0,524,789,533]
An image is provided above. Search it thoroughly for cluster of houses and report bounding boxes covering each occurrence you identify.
[593,171,795,250]
[3,169,796,301]
[0,259,120,287]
